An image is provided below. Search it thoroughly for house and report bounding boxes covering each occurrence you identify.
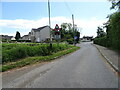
[31,26,51,42]
[20,32,31,41]
[1,35,13,41]
[11,37,16,40]
[21,35,29,40]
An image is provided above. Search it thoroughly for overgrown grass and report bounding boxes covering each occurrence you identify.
[1,46,80,72]
[2,43,72,64]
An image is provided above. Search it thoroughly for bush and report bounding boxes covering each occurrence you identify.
[2,43,71,64]
[94,12,120,52]
[94,36,107,47]
[2,46,80,72]
[67,38,74,44]
[109,12,120,51]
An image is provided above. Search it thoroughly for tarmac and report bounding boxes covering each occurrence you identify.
[93,44,119,74]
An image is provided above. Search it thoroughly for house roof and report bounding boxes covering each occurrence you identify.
[1,35,13,39]
[32,26,50,32]
[23,35,29,37]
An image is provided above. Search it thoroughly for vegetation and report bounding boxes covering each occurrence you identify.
[94,0,120,52]
[60,23,80,44]
[1,44,80,72]
[2,43,74,64]
[94,12,120,52]
[108,0,120,10]
[15,31,21,40]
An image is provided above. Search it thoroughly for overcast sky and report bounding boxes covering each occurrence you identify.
[0,0,116,37]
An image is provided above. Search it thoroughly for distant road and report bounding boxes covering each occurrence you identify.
[2,42,118,88]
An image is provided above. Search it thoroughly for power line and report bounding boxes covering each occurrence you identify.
[63,0,73,15]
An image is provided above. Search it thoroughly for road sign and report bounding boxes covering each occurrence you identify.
[53,24,61,35]
[74,36,78,40]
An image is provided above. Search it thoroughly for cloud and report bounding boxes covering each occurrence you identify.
[0,17,71,30]
[0,19,45,29]
[0,16,107,37]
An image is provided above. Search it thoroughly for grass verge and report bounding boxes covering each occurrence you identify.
[1,46,80,72]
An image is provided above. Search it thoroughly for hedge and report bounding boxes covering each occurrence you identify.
[2,46,80,72]
[93,36,107,47]
[94,12,120,52]
[2,43,71,64]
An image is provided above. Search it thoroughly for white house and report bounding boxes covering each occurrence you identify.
[20,32,31,41]
[11,37,16,40]
[21,35,29,40]
[31,26,51,42]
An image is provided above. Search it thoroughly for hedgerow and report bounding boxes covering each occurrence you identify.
[93,36,107,47]
[2,43,72,64]
[94,12,120,52]
[1,46,80,72]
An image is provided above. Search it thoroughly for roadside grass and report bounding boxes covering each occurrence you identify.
[1,46,80,72]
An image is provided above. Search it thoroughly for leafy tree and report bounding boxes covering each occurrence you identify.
[15,31,21,40]
[108,12,120,50]
[94,12,120,51]
[94,1,120,52]
[60,23,80,44]
[108,0,120,10]
[61,23,67,39]
[97,26,106,38]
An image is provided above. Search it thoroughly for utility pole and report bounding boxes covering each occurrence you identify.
[72,14,75,46]
[48,0,52,48]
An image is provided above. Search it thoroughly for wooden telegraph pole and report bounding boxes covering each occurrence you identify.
[48,0,52,48]
[72,14,75,46]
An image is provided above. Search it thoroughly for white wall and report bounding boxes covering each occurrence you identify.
[40,27,50,41]
[33,26,50,42]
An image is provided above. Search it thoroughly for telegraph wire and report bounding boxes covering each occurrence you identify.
[63,0,73,15]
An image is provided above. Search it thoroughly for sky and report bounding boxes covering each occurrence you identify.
[0,0,116,38]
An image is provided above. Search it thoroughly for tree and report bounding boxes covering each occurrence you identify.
[15,31,21,40]
[60,23,80,44]
[61,23,67,39]
[108,0,120,11]
[97,26,106,38]
[94,0,120,51]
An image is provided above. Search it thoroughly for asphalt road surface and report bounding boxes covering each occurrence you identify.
[2,42,118,88]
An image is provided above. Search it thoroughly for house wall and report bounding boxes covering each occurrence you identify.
[34,31,41,42]
[28,33,31,40]
[30,30,35,41]
[22,36,27,40]
[40,27,50,41]
[31,26,50,42]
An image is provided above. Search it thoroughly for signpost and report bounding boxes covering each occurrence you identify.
[74,36,77,40]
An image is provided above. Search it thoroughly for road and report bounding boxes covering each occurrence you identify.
[2,42,118,88]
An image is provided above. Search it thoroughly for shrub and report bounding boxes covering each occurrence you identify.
[109,12,120,51]
[94,12,120,52]
[2,43,71,64]
[67,38,74,44]
[93,36,107,47]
